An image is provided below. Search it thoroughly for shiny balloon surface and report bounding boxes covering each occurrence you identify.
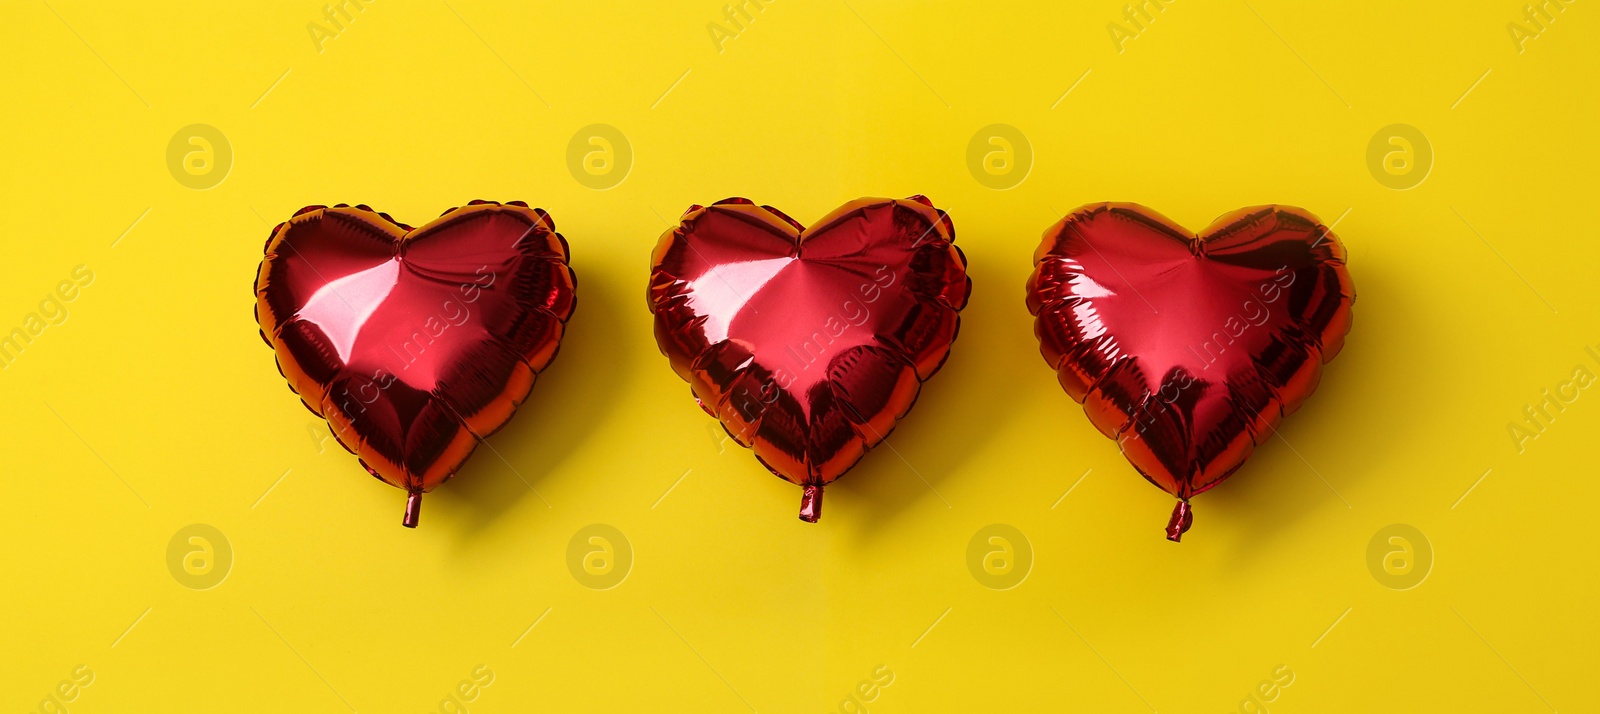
[255,201,577,527]
[1026,203,1354,540]
[649,196,970,521]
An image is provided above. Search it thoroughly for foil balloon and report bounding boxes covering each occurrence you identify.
[648,197,970,522]
[255,201,577,527]
[1025,204,1353,541]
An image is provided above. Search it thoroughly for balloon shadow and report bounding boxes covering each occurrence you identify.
[431,263,633,542]
[1203,258,1407,559]
[829,245,1037,538]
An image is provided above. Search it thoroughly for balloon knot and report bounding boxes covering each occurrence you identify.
[798,484,823,523]
[402,490,422,528]
[1165,500,1193,542]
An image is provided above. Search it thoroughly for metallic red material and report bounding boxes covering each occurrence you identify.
[648,197,971,521]
[255,201,577,527]
[798,484,823,523]
[403,491,422,528]
[1026,204,1354,539]
[1166,501,1192,542]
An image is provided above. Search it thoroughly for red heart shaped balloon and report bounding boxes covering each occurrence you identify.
[1026,203,1354,541]
[255,201,576,527]
[649,197,971,522]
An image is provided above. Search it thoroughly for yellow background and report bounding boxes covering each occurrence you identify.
[2,0,1596,711]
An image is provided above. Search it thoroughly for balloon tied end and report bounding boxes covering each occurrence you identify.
[798,484,823,523]
[1165,500,1193,542]
[402,490,422,529]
